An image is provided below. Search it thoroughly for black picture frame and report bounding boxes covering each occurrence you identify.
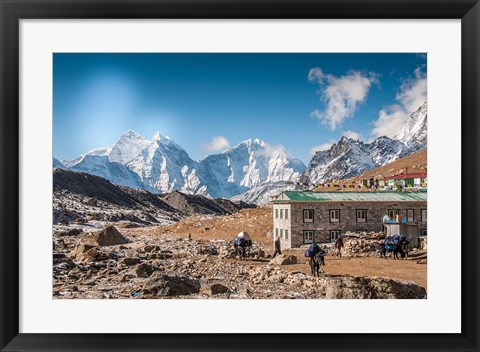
[1,0,478,351]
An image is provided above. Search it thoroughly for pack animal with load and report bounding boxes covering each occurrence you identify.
[304,242,326,276]
[380,234,409,259]
[233,231,252,260]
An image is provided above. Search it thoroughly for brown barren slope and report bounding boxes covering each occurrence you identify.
[313,148,427,191]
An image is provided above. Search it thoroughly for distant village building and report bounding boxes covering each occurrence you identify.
[382,172,427,189]
[272,191,427,249]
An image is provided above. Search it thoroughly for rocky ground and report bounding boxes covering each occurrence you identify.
[53,220,427,299]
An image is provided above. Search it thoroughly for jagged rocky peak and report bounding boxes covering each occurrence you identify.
[56,130,305,199]
[329,137,365,158]
[395,101,427,151]
[108,130,151,164]
[236,138,267,150]
[300,103,427,184]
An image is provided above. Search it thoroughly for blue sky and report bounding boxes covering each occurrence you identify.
[53,53,427,163]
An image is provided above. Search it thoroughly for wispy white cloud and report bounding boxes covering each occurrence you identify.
[342,130,362,141]
[203,136,230,153]
[310,142,333,155]
[372,67,427,138]
[308,68,378,130]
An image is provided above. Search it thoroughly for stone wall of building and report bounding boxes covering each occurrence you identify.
[274,201,427,248]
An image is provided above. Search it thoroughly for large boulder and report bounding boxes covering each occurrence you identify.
[324,276,427,299]
[143,272,200,296]
[269,254,298,265]
[95,225,129,246]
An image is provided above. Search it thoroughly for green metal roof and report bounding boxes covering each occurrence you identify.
[275,191,427,202]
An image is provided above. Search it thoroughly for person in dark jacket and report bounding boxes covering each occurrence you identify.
[335,236,344,257]
[273,236,281,258]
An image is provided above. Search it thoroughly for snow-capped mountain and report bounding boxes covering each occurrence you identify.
[126,133,207,195]
[58,131,306,199]
[69,154,148,191]
[53,157,66,169]
[55,102,426,203]
[395,102,427,151]
[301,102,427,183]
[230,181,298,206]
[199,139,305,198]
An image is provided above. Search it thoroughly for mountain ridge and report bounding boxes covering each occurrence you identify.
[54,102,426,202]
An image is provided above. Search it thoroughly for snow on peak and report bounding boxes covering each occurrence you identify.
[108,130,150,164]
[394,101,427,150]
[237,138,267,149]
[152,131,162,141]
[121,129,142,138]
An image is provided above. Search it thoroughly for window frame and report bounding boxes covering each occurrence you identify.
[356,209,367,223]
[285,229,289,240]
[387,209,400,219]
[280,228,283,239]
[285,208,289,220]
[407,209,415,222]
[303,209,314,223]
[275,208,278,219]
[280,208,283,219]
[303,230,315,244]
[421,208,427,222]
[329,209,340,223]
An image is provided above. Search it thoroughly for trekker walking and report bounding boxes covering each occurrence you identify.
[273,236,281,258]
[335,236,344,257]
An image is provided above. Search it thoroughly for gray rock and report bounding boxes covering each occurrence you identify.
[95,225,129,246]
[53,253,76,269]
[201,283,229,296]
[325,276,427,299]
[143,272,200,296]
[135,263,159,278]
[269,254,298,265]
[119,257,141,266]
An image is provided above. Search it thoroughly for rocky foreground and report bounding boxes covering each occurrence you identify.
[53,225,427,299]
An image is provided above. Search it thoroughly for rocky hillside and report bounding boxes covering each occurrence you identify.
[53,169,254,227]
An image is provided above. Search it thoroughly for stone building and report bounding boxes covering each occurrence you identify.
[272,191,427,249]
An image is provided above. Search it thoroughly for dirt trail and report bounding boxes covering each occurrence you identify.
[128,207,427,290]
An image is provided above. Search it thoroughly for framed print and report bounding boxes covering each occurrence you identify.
[1,0,479,351]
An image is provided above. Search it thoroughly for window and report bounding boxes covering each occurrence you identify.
[330,230,340,242]
[388,209,400,219]
[280,229,283,239]
[285,209,289,220]
[421,209,427,222]
[329,209,340,223]
[275,228,278,237]
[275,209,278,219]
[280,209,283,219]
[407,209,414,222]
[285,229,289,240]
[303,230,314,244]
[356,209,367,223]
[303,209,314,223]
[420,229,427,236]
